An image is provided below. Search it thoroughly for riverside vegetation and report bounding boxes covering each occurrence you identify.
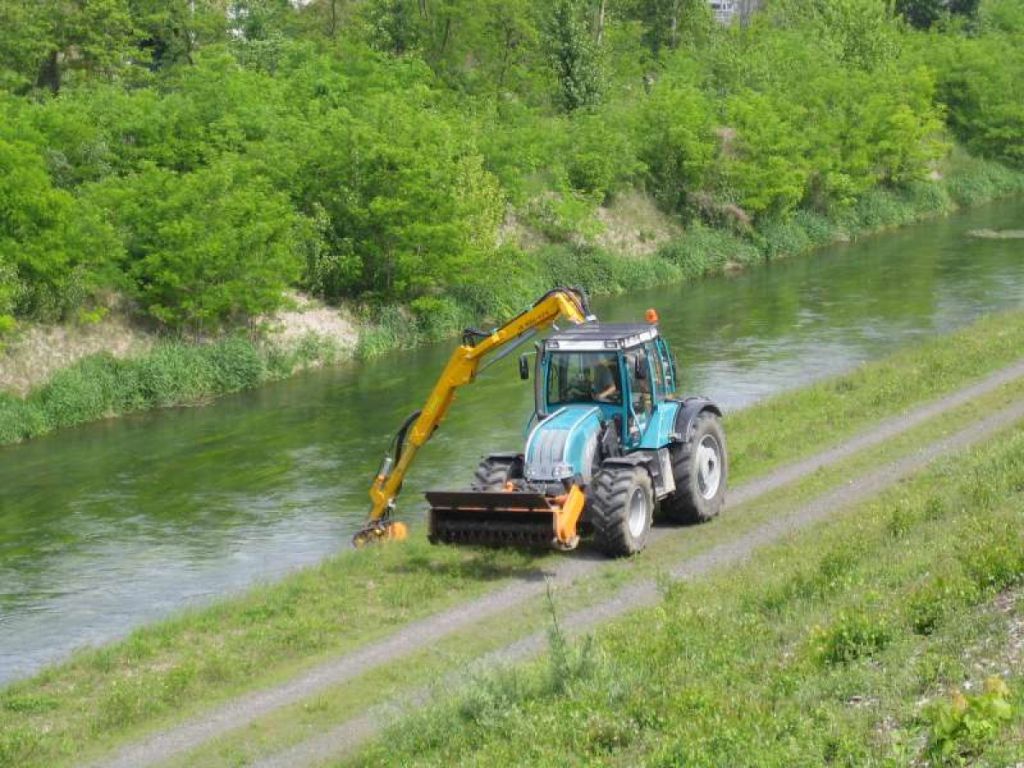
[2,0,1024,440]
[1,309,1023,768]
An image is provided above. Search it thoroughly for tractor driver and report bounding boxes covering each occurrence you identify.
[592,354,621,403]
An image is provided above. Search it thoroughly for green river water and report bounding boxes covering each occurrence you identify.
[1,198,1023,683]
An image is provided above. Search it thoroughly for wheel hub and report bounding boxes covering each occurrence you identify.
[696,435,722,500]
[627,487,647,538]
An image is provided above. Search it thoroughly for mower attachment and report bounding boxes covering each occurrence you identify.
[426,486,585,550]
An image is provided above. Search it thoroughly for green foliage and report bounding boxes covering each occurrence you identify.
[925,677,1014,763]
[565,109,643,200]
[544,0,603,112]
[90,161,304,334]
[0,0,1020,350]
[923,6,1024,167]
[637,64,715,214]
[657,224,759,277]
[811,608,894,665]
[0,334,343,445]
[0,127,120,321]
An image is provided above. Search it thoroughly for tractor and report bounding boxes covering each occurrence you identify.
[356,287,727,556]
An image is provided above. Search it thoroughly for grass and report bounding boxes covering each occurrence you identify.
[154,373,1024,768]
[1,310,1023,768]
[0,333,343,446]
[352,426,1024,767]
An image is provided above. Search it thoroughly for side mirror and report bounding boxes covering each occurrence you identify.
[634,356,648,380]
[519,354,530,381]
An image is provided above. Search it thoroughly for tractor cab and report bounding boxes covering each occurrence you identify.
[534,323,679,449]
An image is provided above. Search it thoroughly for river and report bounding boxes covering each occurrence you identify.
[1,198,1023,684]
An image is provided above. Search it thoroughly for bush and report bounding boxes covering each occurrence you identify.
[0,392,49,443]
[904,572,978,635]
[925,677,1014,764]
[203,337,266,393]
[811,608,893,665]
[757,217,813,260]
[657,225,760,279]
[35,354,130,428]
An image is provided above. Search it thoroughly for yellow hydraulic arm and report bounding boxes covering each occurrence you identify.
[353,287,593,546]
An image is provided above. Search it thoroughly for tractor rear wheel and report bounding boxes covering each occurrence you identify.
[471,455,522,491]
[589,464,654,557]
[660,412,727,524]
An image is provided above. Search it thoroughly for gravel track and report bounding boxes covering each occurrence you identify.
[91,359,1024,768]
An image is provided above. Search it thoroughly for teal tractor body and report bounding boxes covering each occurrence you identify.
[426,319,727,556]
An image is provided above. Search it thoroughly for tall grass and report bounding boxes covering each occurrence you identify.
[0,335,340,445]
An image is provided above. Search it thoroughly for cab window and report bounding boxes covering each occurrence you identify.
[546,352,622,406]
[625,347,653,416]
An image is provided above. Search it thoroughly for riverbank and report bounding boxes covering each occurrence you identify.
[1,151,1022,447]
[2,309,1023,768]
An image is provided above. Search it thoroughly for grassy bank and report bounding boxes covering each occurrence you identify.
[0,333,343,445]
[356,152,1024,356]
[1,310,1023,768]
[355,426,1024,767]
[155,369,1024,768]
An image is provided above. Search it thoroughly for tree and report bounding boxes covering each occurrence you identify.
[545,0,603,112]
[295,95,504,301]
[0,136,120,320]
[0,2,53,92]
[365,0,423,54]
[130,0,229,68]
[90,161,306,335]
[34,0,136,93]
[895,0,945,28]
[632,0,713,56]
[896,0,981,29]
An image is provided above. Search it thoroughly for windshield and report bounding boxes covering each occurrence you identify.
[546,351,622,406]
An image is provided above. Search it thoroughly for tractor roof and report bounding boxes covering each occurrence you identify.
[545,322,659,352]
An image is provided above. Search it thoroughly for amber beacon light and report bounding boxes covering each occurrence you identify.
[645,308,659,324]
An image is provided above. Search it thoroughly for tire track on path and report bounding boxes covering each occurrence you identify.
[93,359,1024,768]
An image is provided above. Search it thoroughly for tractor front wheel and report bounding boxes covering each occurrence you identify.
[660,412,727,524]
[471,455,522,491]
[589,464,654,557]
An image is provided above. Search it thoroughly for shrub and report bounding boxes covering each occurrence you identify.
[657,225,760,279]
[924,677,1014,764]
[0,393,49,443]
[757,217,813,260]
[35,354,127,428]
[811,608,893,665]
[904,572,978,635]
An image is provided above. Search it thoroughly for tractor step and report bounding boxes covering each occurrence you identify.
[426,490,558,548]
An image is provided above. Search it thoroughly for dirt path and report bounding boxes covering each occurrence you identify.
[92,359,1024,768]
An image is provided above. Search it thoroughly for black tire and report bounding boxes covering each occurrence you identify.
[660,411,727,524]
[471,455,522,491]
[589,464,654,557]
